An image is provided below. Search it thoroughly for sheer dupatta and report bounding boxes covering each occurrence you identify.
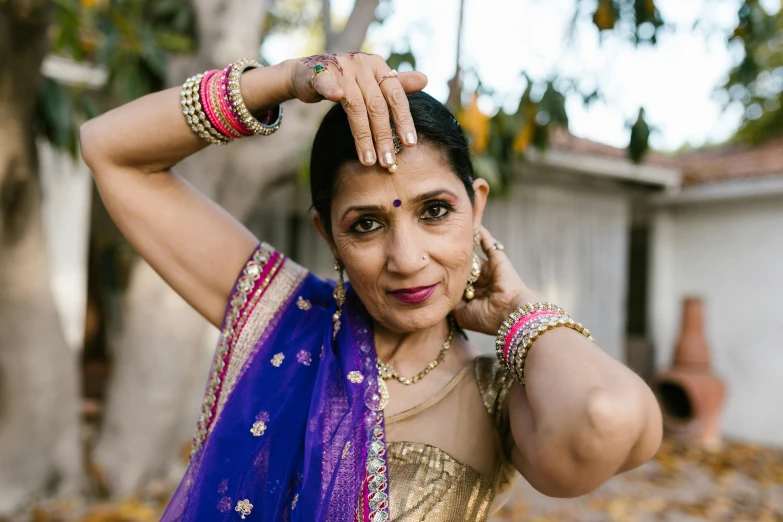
[160,244,390,521]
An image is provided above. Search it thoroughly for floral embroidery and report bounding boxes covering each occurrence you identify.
[296,350,312,366]
[364,412,390,519]
[296,296,311,310]
[291,493,299,510]
[271,353,285,367]
[309,417,318,432]
[217,496,232,512]
[218,479,229,494]
[235,499,253,519]
[250,420,267,436]
[255,410,270,422]
[190,244,276,458]
[347,371,364,384]
[342,441,351,459]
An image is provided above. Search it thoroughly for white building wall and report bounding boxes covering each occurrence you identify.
[650,195,783,446]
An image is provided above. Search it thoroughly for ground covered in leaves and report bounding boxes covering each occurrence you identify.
[491,438,783,522]
[17,438,783,522]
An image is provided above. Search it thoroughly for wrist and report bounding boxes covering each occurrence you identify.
[493,287,541,334]
[240,61,294,113]
[508,287,541,315]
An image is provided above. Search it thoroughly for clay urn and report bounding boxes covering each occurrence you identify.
[652,297,726,450]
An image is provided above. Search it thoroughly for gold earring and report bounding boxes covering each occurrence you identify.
[333,258,345,337]
[464,233,481,300]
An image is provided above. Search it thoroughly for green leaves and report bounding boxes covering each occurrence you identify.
[38,0,196,154]
[723,1,783,144]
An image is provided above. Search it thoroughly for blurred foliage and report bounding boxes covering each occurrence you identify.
[722,0,783,144]
[591,0,664,43]
[36,0,196,156]
[455,0,666,193]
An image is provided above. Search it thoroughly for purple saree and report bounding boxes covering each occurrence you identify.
[161,243,390,521]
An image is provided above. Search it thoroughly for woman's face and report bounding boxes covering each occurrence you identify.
[316,143,489,333]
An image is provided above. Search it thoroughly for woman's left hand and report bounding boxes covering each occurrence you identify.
[453,226,540,336]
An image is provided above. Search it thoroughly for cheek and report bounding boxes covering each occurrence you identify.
[337,242,386,298]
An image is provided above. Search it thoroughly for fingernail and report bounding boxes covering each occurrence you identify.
[365,150,375,163]
[384,152,394,165]
[407,132,416,145]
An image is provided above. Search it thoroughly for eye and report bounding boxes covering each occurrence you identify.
[351,218,382,234]
[421,202,451,220]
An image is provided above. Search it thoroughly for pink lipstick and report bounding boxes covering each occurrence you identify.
[388,283,438,304]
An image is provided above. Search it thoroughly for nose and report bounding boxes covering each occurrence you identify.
[385,223,428,276]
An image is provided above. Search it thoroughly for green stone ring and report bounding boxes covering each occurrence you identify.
[310,63,327,89]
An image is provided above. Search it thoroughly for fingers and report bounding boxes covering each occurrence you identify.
[397,71,428,93]
[377,72,417,147]
[356,67,397,168]
[311,67,344,102]
[478,225,506,259]
[341,84,377,165]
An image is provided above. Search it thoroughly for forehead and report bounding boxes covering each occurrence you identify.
[332,143,464,206]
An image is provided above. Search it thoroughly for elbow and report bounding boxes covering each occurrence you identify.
[574,386,661,468]
[79,119,104,175]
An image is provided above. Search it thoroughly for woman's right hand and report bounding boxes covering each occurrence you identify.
[284,53,428,168]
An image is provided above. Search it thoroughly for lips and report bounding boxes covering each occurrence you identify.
[388,283,438,304]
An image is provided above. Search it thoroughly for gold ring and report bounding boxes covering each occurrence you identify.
[310,63,327,90]
[488,242,504,252]
[378,69,398,86]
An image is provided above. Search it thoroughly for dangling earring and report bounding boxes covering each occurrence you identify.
[333,258,346,337]
[464,233,482,300]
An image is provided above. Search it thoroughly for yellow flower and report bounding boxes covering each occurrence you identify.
[456,94,490,153]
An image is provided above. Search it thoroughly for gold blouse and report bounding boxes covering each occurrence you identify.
[385,355,518,521]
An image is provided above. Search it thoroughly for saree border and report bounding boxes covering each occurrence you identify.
[190,243,306,458]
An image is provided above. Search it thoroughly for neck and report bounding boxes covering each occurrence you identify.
[373,317,450,369]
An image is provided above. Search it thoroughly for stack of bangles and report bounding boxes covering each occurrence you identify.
[495,302,593,386]
[180,58,283,145]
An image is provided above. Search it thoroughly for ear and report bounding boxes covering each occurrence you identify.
[312,211,338,257]
[470,178,490,230]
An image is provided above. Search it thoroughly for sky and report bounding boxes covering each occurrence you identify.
[263,0,778,152]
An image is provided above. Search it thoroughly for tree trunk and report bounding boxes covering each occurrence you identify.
[0,2,84,514]
[93,0,380,495]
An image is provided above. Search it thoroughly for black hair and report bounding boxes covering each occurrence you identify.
[310,91,475,236]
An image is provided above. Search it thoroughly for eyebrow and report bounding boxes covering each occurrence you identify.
[340,189,460,222]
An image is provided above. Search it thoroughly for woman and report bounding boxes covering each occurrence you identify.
[80,52,662,521]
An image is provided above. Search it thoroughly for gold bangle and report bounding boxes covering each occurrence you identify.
[180,72,230,145]
[226,58,283,136]
[495,302,568,362]
[514,318,593,386]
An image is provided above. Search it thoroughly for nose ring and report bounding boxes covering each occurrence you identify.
[422,255,427,261]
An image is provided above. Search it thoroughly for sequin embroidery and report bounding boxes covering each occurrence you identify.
[271,353,285,367]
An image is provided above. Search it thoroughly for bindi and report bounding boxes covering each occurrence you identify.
[393,199,402,208]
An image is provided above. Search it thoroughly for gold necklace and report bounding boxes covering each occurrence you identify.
[375,316,456,410]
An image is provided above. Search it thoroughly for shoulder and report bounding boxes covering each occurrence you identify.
[473,354,514,421]
[222,242,334,332]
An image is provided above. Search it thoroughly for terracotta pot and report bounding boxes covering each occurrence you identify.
[652,297,726,450]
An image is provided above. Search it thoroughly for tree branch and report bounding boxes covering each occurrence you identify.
[323,0,334,51]
[328,0,380,53]
[446,0,465,110]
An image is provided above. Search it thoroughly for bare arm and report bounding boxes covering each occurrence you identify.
[506,325,663,497]
[80,55,427,327]
[455,226,663,497]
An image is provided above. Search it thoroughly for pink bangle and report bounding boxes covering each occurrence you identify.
[201,70,239,140]
[208,71,244,139]
[503,311,560,363]
[218,66,253,136]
